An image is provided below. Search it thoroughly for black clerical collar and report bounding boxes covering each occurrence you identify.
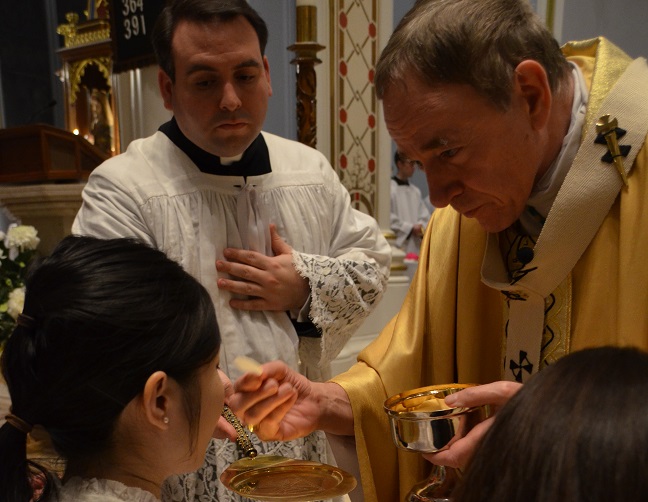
[392,176,409,186]
[159,117,272,176]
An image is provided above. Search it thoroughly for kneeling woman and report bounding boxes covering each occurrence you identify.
[0,235,225,502]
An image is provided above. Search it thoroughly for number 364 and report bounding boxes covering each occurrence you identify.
[122,0,144,16]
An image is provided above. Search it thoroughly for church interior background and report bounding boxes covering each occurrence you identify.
[0,0,645,374]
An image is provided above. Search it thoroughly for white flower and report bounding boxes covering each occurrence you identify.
[5,224,40,260]
[7,287,25,320]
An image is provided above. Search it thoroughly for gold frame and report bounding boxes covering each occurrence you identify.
[57,9,120,156]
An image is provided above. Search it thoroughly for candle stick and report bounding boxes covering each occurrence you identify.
[296,3,317,42]
[289,0,324,148]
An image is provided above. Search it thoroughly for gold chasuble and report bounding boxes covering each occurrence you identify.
[332,38,648,502]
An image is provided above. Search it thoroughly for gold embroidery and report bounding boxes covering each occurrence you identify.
[540,274,572,368]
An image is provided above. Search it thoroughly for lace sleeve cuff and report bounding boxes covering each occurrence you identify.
[292,251,387,369]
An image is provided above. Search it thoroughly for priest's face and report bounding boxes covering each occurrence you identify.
[383,75,549,234]
[159,16,272,158]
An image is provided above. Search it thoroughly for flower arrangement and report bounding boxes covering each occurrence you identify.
[0,224,40,348]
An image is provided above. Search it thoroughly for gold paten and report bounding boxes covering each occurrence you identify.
[220,406,357,501]
[221,455,357,501]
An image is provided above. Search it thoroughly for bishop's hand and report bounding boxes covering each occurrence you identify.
[422,381,522,468]
[227,360,322,442]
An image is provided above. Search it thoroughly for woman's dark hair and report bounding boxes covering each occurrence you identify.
[152,0,269,82]
[454,346,648,502]
[0,235,221,502]
[375,0,571,109]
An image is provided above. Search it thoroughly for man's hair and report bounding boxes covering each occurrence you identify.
[375,0,571,109]
[152,0,269,82]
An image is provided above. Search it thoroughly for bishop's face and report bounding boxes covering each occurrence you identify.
[159,16,272,158]
[383,77,547,234]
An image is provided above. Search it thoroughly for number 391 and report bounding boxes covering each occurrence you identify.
[123,15,146,39]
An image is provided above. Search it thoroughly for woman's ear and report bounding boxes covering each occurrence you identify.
[513,59,552,131]
[142,371,171,430]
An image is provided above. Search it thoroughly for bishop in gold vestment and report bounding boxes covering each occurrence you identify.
[226,2,648,500]
[332,37,648,501]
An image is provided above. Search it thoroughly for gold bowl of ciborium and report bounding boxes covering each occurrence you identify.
[384,384,488,454]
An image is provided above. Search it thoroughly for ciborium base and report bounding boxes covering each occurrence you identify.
[406,464,459,502]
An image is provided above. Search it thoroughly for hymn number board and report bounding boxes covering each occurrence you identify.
[110,0,165,73]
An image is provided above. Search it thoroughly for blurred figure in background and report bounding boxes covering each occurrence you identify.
[390,151,431,259]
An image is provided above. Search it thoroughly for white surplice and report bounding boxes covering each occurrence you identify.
[73,129,390,501]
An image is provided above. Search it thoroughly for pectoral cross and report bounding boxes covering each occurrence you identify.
[596,114,630,187]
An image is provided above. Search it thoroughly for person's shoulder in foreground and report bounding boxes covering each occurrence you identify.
[454,346,648,502]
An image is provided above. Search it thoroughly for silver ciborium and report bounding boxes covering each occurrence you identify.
[384,384,489,502]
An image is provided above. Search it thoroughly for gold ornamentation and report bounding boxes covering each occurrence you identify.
[85,0,110,21]
[57,11,110,48]
[68,58,112,105]
[539,274,572,369]
[596,114,629,186]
